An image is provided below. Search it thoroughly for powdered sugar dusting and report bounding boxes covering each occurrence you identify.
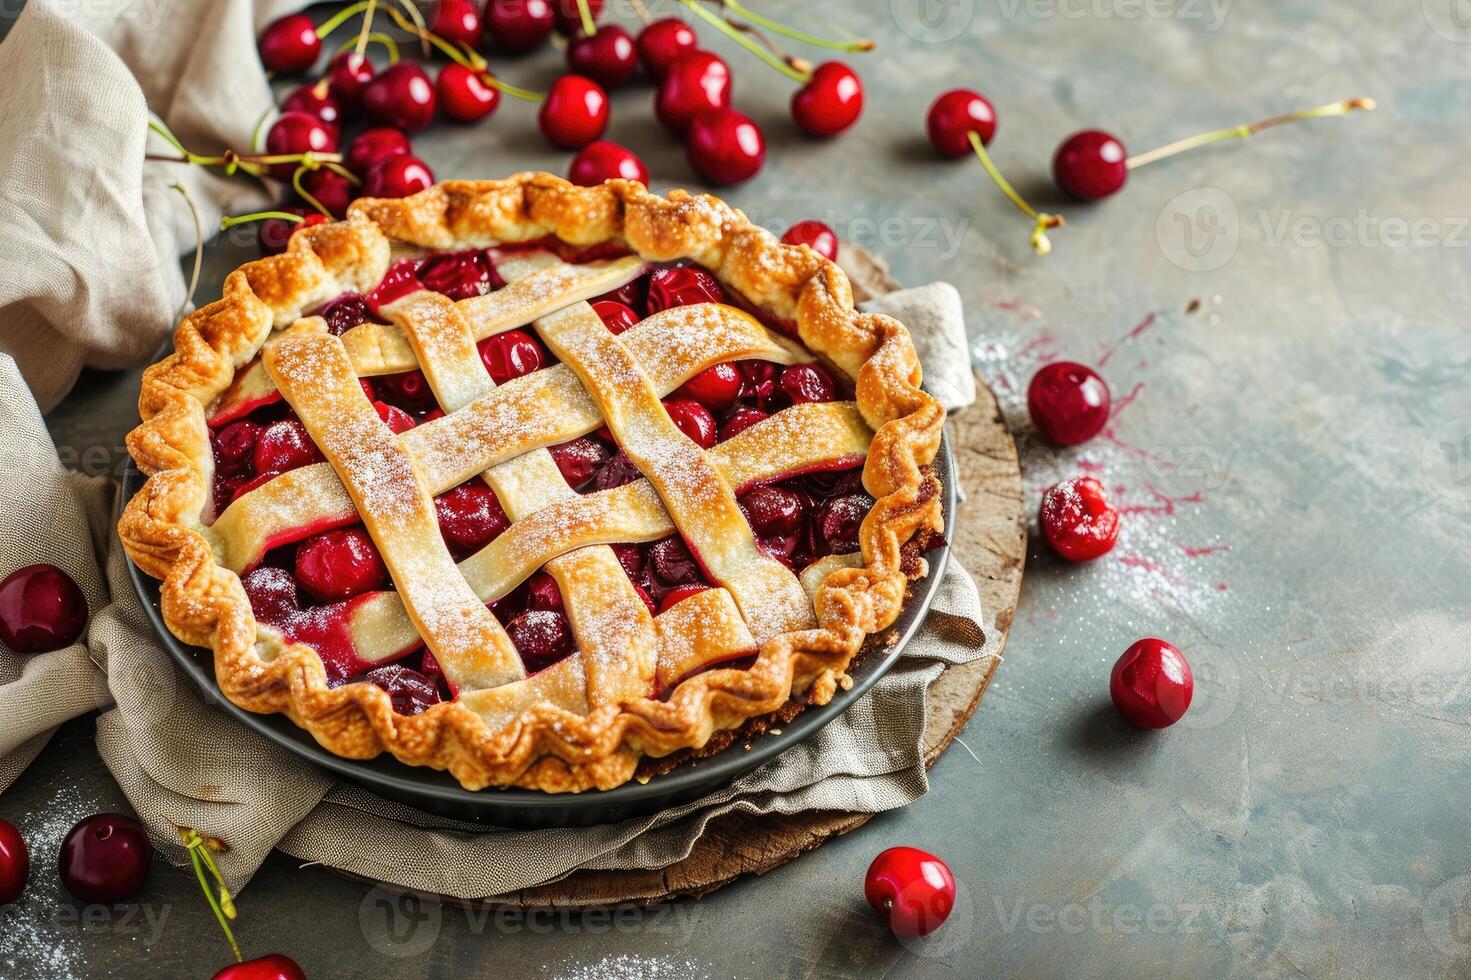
[0,783,92,979]
[544,953,711,980]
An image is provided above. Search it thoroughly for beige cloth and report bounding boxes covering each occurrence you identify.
[0,0,997,900]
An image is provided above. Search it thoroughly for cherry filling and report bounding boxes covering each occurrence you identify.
[218,252,870,711]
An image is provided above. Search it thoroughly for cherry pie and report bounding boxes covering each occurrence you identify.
[120,176,944,792]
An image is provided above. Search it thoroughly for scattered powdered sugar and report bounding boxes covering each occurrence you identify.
[0,782,94,979]
[543,953,711,980]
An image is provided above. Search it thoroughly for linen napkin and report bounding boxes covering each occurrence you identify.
[0,0,1000,899]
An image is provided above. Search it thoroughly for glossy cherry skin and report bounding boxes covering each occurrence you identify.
[435,482,510,556]
[815,493,872,554]
[0,818,29,903]
[298,167,354,217]
[258,210,327,256]
[264,111,337,180]
[637,18,698,79]
[58,813,153,904]
[719,406,767,441]
[259,14,320,74]
[538,74,609,149]
[664,399,718,448]
[0,563,87,653]
[212,953,307,980]
[687,108,765,186]
[865,847,957,938]
[738,485,806,537]
[1027,361,1111,446]
[361,63,437,132]
[780,362,836,404]
[655,51,731,134]
[657,584,709,613]
[364,664,441,715]
[552,0,602,34]
[791,61,863,138]
[645,266,726,314]
[295,527,387,602]
[506,609,573,672]
[363,154,435,199]
[1111,638,1194,729]
[437,62,500,122]
[674,363,741,411]
[254,418,322,473]
[568,140,648,187]
[1039,476,1120,562]
[567,25,637,89]
[346,127,411,176]
[282,83,341,129]
[781,220,838,261]
[431,0,483,48]
[549,436,611,488]
[1054,129,1129,200]
[926,88,997,157]
[590,299,639,334]
[478,329,544,383]
[483,0,555,53]
[327,51,376,109]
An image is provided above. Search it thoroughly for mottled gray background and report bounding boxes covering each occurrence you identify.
[3,0,1470,977]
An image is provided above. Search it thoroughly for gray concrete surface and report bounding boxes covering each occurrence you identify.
[4,0,1471,976]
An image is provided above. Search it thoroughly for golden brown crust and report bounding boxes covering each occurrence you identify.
[119,175,945,793]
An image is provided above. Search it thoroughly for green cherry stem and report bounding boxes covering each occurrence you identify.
[388,7,544,101]
[712,0,874,52]
[332,30,400,63]
[179,827,242,963]
[1125,97,1377,170]
[678,0,809,83]
[394,0,433,57]
[292,167,331,217]
[317,0,374,39]
[575,0,597,38]
[168,182,203,317]
[353,0,378,57]
[967,130,1064,256]
[220,210,307,231]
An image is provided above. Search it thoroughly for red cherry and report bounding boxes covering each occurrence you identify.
[1040,476,1120,562]
[58,813,153,904]
[552,0,603,34]
[327,51,376,109]
[295,527,387,601]
[264,111,337,180]
[212,953,308,980]
[549,436,611,488]
[257,208,327,256]
[674,363,741,411]
[435,482,510,556]
[657,584,709,613]
[648,536,701,586]
[478,329,544,383]
[780,362,837,404]
[526,571,565,613]
[568,140,648,187]
[538,74,609,149]
[926,88,997,157]
[637,18,698,79]
[506,609,573,672]
[484,0,555,53]
[645,266,726,314]
[655,51,731,134]
[0,563,87,654]
[361,63,437,132]
[298,168,354,218]
[864,847,956,938]
[346,127,411,176]
[687,108,765,186]
[1027,361,1111,446]
[363,154,435,199]
[1054,129,1129,200]
[1111,638,1194,729]
[375,401,417,434]
[590,299,639,334]
[738,485,805,537]
[437,62,501,122]
[718,406,767,440]
[663,399,718,448]
[254,419,323,474]
[282,82,341,129]
[0,818,28,904]
[737,360,780,408]
[815,493,872,555]
[567,25,637,89]
[419,249,497,299]
[791,61,863,138]
[431,0,483,48]
[259,14,320,74]
[319,293,379,335]
[364,664,441,715]
[781,220,838,261]
[212,419,263,474]
[592,451,642,491]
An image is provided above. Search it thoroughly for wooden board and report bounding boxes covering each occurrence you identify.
[475,247,1028,908]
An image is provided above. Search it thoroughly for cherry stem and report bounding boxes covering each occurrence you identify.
[678,0,809,83]
[1125,97,1377,170]
[394,0,433,57]
[711,0,874,53]
[316,0,373,39]
[292,166,332,217]
[178,827,242,963]
[627,0,652,24]
[575,0,597,38]
[332,30,399,63]
[168,182,203,317]
[353,0,377,57]
[388,7,544,101]
[220,209,308,231]
[967,130,1064,256]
